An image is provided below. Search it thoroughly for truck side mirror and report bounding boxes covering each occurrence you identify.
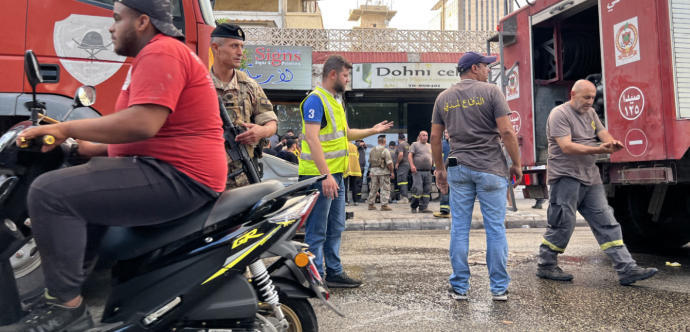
[24,50,43,89]
[74,86,96,107]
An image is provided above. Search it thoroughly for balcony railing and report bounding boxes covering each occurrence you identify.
[243,28,498,53]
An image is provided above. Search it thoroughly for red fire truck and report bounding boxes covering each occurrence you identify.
[491,0,690,248]
[0,0,216,132]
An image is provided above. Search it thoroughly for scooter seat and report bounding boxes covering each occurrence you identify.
[99,180,284,261]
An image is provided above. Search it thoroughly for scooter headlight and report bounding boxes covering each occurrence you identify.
[268,192,319,230]
[0,130,18,152]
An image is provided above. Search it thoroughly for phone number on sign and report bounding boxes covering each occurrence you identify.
[408,84,441,88]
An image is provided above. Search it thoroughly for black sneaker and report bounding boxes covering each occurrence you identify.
[536,266,574,281]
[447,287,467,300]
[0,296,94,332]
[325,272,362,288]
[619,267,658,286]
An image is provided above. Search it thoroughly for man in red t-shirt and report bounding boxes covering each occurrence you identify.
[4,1,226,331]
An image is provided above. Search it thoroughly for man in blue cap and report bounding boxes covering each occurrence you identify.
[430,51,522,301]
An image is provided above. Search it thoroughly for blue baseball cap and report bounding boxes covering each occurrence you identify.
[457,51,497,73]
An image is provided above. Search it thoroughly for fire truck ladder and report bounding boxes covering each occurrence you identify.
[487,31,520,212]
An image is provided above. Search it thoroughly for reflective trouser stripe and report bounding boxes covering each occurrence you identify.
[421,195,430,198]
[398,182,408,185]
[440,205,450,209]
[300,149,348,161]
[542,238,565,253]
[412,195,421,198]
[600,240,624,251]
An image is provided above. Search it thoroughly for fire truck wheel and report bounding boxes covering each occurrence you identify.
[612,185,690,249]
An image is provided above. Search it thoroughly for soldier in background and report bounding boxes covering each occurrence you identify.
[367,135,395,211]
[210,23,278,189]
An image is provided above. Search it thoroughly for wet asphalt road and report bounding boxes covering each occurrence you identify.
[310,229,690,332]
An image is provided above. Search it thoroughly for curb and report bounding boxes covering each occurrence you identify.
[345,218,588,231]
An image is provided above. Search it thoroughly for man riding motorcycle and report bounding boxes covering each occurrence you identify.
[0,1,226,331]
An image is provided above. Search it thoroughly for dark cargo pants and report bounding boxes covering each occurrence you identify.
[397,163,410,199]
[410,171,432,210]
[538,177,637,274]
[28,157,218,302]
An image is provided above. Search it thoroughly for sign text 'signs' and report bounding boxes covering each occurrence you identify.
[254,47,302,66]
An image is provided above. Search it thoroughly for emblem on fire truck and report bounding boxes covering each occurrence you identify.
[613,17,641,67]
[505,67,519,101]
[54,15,126,86]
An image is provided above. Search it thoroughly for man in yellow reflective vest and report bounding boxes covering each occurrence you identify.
[299,55,393,288]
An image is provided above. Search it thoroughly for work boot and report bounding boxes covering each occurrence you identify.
[0,295,94,332]
[411,208,418,213]
[381,205,393,211]
[397,197,409,204]
[354,201,359,206]
[619,267,658,286]
[434,211,451,218]
[326,272,362,288]
[532,202,543,209]
[536,266,574,281]
[368,204,377,210]
[420,208,433,213]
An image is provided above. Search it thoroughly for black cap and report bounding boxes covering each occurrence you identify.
[457,51,497,73]
[389,141,396,146]
[398,133,406,140]
[211,23,245,41]
[117,0,184,39]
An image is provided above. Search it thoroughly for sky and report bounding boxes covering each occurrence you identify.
[318,0,527,30]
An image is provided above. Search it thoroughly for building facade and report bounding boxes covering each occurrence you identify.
[214,0,323,28]
[429,0,514,31]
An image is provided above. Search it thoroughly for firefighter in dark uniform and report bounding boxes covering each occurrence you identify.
[210,23,278,189]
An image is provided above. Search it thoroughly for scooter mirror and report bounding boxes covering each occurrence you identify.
[74,86,96,107]
[24,50,43,89]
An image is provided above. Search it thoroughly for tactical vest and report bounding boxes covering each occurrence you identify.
[298,86,348,176]
[369,146,387,169]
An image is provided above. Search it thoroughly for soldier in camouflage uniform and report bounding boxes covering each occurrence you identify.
[210,23,278,189]
[366,135,395,211]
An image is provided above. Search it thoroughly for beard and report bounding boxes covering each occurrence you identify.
[333,79,346,94]
[113,25,138,57]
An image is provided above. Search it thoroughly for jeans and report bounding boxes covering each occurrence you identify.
[448,165,510,295]
[299,173,346,276]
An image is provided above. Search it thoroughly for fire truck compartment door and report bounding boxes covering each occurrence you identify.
[532,0,596,25]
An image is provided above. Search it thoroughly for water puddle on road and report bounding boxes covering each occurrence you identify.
[467,251,536,267]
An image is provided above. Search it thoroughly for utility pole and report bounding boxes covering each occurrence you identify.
[441,0,446,30]
[458,0,464,30]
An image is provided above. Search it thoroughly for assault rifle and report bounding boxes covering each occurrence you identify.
[218,96,261,184]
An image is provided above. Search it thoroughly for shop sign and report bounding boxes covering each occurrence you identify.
[241,45,312,90]
[352,63,460,89]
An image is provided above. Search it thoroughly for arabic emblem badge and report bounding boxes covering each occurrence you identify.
[54,14,126,86]
[613,17,641,67]
[506,67,519,101]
